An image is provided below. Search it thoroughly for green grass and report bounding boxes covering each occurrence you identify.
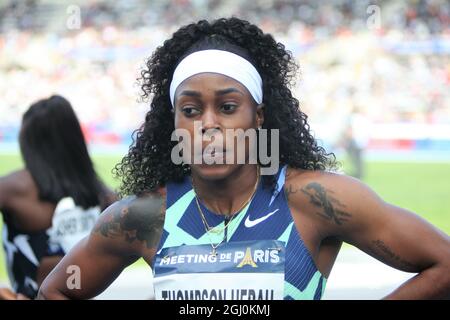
[362,161,450,232]
[1,153,449,282]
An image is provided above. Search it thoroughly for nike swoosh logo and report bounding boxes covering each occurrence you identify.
[244,209,279,228]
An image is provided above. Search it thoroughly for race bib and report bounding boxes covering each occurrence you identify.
[153,240,285,300]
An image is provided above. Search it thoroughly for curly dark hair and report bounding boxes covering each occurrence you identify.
[114,17,337,196]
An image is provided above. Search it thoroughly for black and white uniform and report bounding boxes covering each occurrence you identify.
[2,197,99,298]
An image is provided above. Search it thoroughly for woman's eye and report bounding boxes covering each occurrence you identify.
[181,106,200,116]
[221,104,237,113]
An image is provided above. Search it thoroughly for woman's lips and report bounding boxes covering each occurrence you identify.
[202,144,226,154]
[204,150,226,157]
[199,147,227,163]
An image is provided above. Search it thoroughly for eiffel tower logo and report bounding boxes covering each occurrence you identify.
[236,247,258,268]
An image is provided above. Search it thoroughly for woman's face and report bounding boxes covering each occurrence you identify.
[173,72,264,180]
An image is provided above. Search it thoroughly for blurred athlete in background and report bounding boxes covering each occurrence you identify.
[0,95,116,299]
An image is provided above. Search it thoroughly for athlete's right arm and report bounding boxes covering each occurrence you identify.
[37,194,165,299]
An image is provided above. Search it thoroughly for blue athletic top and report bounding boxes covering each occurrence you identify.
[153,165,326,300]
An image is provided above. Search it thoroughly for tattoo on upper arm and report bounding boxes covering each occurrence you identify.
[371,239,417,271]
[95,196,165,249]
[286,182,352,225]
[284,184,299,201]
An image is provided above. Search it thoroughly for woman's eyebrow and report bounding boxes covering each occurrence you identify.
[215,88,244,96]
[179,90,202,98]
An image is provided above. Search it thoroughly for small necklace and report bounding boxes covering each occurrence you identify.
[192,167,260,256]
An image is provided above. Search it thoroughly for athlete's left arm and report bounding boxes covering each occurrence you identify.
[295,173,450,299]
[0,175,9,210]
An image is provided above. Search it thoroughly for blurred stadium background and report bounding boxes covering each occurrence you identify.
[0,0,449,299]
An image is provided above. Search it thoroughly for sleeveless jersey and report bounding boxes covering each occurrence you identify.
[152,165,326,300]
[2,197,99,298]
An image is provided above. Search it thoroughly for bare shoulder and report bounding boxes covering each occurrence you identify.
[284,167,383,237]
[0,169,34,193]
[284,167,375,202]
[0,169,35,208]
[93,190,166,255]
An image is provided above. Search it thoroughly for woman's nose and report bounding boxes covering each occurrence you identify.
[200,109,221,134]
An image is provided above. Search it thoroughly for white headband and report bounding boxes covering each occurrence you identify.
[169,49,263,107]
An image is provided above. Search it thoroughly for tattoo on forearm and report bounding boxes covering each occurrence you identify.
[295,182,352,225]
[372,239,417,271]
[95,196,165,249]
